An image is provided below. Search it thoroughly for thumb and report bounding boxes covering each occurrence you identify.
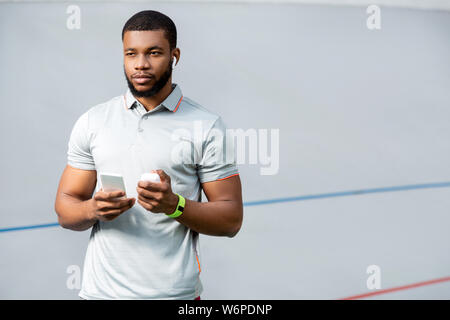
[154,169,170,183]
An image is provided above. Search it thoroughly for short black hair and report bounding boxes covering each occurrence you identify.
[122,10,177,51]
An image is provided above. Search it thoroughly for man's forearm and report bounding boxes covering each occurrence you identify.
[172,198,243,237]
[55,194,97,231]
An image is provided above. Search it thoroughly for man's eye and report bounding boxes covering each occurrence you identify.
[126,53,135,56]
[150,52,160,55]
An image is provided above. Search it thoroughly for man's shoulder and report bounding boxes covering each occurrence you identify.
[73,94,123,131]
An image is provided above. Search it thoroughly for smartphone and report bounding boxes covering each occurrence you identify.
[99,172,127,200]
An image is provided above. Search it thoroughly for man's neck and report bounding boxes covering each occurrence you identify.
[135,81,174,112]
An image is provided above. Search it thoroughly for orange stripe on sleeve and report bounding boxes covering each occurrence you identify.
[216,173,239,181]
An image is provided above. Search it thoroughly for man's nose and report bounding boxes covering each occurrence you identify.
[135,54,150,69]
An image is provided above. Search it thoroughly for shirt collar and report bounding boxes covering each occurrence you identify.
[124,83,183,113]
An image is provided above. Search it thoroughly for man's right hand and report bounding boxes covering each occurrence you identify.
[89,189,136,222]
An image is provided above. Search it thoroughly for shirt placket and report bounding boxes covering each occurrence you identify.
[135,101,163,132]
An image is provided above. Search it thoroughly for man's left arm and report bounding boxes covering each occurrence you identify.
[136,170,243,238]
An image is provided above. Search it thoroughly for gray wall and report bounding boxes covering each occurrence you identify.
[0,2,449,299]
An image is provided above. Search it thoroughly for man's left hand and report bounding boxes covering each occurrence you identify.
[136,169,179,215]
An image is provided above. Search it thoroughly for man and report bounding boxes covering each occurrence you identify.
[54,10,243,300]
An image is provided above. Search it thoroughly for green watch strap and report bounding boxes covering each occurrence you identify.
[167,193,185,218]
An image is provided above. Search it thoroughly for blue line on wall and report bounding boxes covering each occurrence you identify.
[0,223,60,233]
[1,181,450,233]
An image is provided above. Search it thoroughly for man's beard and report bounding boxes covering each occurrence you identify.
[124,59,173,98]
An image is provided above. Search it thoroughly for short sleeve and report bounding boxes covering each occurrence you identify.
[67,111,96,170]
[197,116,239,183]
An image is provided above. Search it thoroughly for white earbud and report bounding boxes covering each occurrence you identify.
[172,58,177,68]
[140,172,161,183]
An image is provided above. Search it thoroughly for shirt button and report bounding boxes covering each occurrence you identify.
[143,115,148,120]
[138,128,144,132]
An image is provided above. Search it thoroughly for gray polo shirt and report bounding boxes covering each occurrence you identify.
[67,83,239,299]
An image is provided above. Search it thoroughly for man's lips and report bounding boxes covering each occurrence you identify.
[132,74,153,84]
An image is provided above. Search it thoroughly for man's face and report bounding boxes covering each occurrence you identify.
[123,30,173,98]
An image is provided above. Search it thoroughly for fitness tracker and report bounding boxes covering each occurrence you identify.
[167,193,185,218]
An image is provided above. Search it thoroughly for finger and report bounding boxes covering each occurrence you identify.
[95,190,125,201]
[94,190,109,201]
[136,186,161,201]
[137,180,165,192]
[138,198,154,211]
[108,190,126,199]
[100,213,122,221]
[104,208,127,216]
[155,169,170,183]
[101,201,134,217]
[137,194,158,207]
[99,198,134,211]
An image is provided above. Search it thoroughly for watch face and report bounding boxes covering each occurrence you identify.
[179,205,184,212]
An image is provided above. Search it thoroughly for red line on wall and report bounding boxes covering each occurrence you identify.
[339,276,450,300]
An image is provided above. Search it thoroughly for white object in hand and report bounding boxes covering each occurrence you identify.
[140,172,161,183]
[99,172,127,200]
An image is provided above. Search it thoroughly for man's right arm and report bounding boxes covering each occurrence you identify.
[54,164,99,231]
[54,165,136,231]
